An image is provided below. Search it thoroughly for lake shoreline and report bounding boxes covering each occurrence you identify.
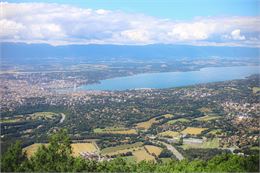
[81,66,260,91]
[57,65,260,92]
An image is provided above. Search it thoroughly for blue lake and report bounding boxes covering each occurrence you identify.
[78,66,260,91]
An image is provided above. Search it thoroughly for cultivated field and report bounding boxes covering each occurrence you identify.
[253,87,260,94]
[208,129,222,135]
[163,114,174,118]
[71,143,99,157]
[24,142,98,157]
[136,118,158,130]
[195,115,220,121]
[198,107,212,113]
[167,118,190,124]
[0,118,21,123]
[181,138,220,149]
[94,127,137,134]
[23,143,48,157]
[31,112,58,120]
[132,148,155,162]
[200,138,220,148]
[136,114,173,130]
[181,127,208,135]
[158,131,180,138]
[144,145,162,156]
[0,112,59,123]
[101,142,143,156]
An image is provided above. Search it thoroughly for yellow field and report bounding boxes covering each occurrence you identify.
[198,107,212,113]
[102,148,137,156]
[132,148,155,162]
[109,129,137,134]
[253,87,260,94]
[195,115,220,121]
[158,131,180,138]
[136,118,158,130]
[163,114,174,118]
[23,143,48,157]
[24,142,98,157]
[101,142,143,156]
[136,114,174,130]
[71,143,98,157]
[208,129,222,135]
[144,145,162,156]
[181,127,208,135]
[94,128,137,134]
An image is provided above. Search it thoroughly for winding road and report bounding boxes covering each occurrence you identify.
[161,141,184,160]
[152,140,184,161]
[59,113,66,123]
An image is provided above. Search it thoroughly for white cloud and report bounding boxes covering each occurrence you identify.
[0,2,259,47]
[168,22,214,40]
[231,29,246,40]
[0,19,25,38]
[120,29,151,43]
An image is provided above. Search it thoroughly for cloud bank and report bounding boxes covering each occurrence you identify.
[1,2,260,47]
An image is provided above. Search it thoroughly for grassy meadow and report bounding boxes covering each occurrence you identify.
[181,127,208,135]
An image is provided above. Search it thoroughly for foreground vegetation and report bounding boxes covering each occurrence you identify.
[1,130,259,172]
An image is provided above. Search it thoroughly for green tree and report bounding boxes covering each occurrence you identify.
[185,159,206,172]
[243,154,259,172]
[206,154,247,172]
[30,129,74,172]
[1,141,27,172]
[106,158,135,172]
[136,161,156,172]
[159,148,173,158]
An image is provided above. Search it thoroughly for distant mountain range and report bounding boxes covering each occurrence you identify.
[1,42,259,62]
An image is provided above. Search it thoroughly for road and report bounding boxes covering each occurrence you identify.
[59,113,66,123]
[153,140,184,161]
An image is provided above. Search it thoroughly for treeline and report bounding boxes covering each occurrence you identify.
[1,129,259,172]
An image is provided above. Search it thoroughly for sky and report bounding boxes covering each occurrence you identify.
[1,0,260,46]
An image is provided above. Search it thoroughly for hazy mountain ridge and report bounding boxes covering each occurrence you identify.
[2,42,259,60]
